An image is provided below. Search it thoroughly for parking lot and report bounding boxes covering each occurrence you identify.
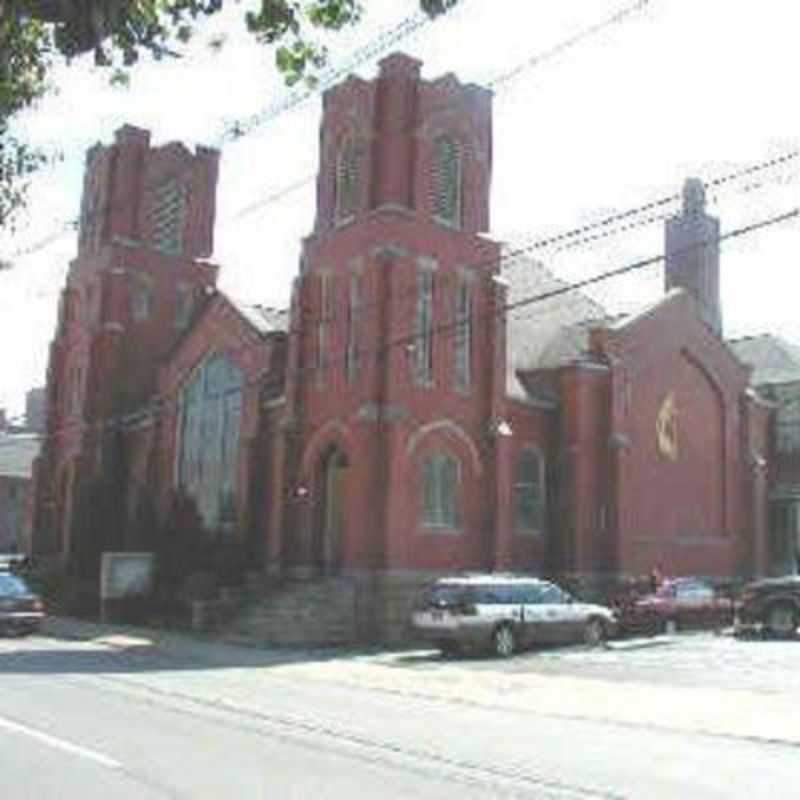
[371,631,800,694]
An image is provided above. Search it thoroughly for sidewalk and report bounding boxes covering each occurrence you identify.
[40,616,800,748]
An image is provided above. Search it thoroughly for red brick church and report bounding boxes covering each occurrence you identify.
[32,53,774,640]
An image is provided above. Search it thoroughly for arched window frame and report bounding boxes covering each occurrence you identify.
[421,450,461,530]
[176,353,244,536]
[334,138,359,224]
[513,447,545,535]
[431,134,463,228]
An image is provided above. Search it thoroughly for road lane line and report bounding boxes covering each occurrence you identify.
[0,715,122,770]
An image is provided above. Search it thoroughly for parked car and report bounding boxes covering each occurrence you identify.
[735,576,800,638]
[411,574,618,658]
[0,573,45,636]
[614,577,735,635]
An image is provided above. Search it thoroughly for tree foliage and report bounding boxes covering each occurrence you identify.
[0,0,460,232]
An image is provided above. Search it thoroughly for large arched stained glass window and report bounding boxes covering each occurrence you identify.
[514,448,545,534]
[178,355,243,533]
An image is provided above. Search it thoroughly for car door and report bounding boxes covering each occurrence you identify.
[519,582,550,645]
[532,582,573,643]
[674,580,710,627]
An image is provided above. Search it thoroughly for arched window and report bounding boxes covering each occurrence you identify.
[422,451,460,528]
[514,449,545,533]
[432,135,462,227]
[335,139,358,223]
[178,355,243,533]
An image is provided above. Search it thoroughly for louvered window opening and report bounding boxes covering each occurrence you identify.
[422,452,460,528]
[335,141,358,223]
[432,136,462,227]
[151,181,187,254]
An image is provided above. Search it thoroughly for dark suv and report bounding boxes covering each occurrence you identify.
[735,576,800,638]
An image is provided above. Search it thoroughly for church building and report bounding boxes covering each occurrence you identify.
[33,53,774,641]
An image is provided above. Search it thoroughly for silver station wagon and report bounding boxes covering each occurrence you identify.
[411,574,618,657]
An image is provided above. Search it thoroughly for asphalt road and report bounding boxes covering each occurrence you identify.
[0,630,797,799]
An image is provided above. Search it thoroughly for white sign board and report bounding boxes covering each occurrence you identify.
[100,552,155,600]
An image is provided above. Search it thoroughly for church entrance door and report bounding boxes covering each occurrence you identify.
[312,447,348,575]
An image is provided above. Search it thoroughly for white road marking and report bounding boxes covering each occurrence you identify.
[0,714,122,770]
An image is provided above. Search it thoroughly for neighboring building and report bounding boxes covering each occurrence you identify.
[0,432,40,553]
[730,334,800,575]
[33,54,777,640]
[25,388,46,434]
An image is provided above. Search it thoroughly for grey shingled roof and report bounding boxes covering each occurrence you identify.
[227,297,290,336]
[728,333,800,386]
[502,252,609,399]
[0,434,40,479]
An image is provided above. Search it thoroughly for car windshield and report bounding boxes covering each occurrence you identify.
[0,574,30,597]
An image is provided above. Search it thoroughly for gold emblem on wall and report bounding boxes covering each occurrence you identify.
[656,392,679,461]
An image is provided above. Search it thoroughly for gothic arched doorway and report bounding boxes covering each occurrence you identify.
[312,446,349,575]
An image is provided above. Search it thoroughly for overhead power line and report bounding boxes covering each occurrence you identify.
[27,201,800,448]
[2,0,653,264]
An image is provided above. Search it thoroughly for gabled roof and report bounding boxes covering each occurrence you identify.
[728,333,800,386]
[227,297,290,336]
[0,434,40,479]
[502,252,608,398]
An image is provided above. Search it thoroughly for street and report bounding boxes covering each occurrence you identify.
[0,624,797,798]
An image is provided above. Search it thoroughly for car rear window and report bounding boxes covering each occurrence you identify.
[424,584,471,608]
[0,574,29,597]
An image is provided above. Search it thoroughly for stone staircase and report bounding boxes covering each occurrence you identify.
[224,577,358,647]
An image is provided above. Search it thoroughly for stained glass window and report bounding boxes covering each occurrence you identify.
[178,355,243,533]
[514,449,544,533]
[454,278,471,391]
[422,452,460,528]
[415,269,434,384]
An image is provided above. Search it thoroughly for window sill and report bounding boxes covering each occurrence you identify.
[420,524,462,536]
[514,528,544,538]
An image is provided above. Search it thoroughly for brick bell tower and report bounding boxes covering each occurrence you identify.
[278,53,501,585]
[72,124,220,416]
[34,126,219,558]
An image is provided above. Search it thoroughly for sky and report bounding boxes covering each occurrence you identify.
[2,0,800,420]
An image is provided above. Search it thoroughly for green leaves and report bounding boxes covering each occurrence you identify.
[0,0,461,230]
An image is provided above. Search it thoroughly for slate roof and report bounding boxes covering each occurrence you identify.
[501,252,609,399]
[0,434,41,479]
[728,334,800,386]
[226,296,290,336]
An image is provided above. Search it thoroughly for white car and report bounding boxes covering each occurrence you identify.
[411,574,618,657]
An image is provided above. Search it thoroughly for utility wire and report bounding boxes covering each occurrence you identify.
[2,0,653,264]
[27,203,799,448]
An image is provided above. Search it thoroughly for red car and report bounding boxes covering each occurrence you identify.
[615,577,734,634]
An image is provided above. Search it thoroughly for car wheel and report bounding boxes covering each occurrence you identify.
[765,604,798,639]
[493,625,516,658]
[583,618,606,647]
